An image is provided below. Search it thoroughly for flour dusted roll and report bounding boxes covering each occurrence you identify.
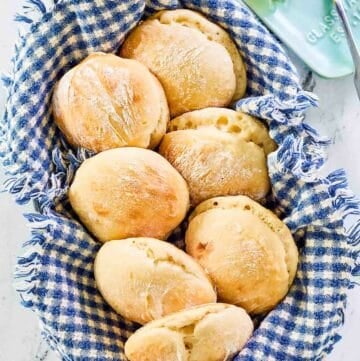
[120,9,247,116]
[94,238,216,324]
[124,303,253,361]
[53,52,169,152]
[185,196,298,315]
[69,148,189,243]
[159,108,277,206]
[168,107,277,155]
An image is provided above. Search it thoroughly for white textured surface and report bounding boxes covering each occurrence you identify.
[0,1,359,360]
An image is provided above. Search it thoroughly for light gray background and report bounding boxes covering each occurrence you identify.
[0,1,359,360]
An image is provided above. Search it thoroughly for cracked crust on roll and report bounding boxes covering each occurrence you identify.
[186,195,298,315]
[120,10,246,116]
[159,108,277,206]
[124,303,253,361]
[150,10,247,101]
[168,107,277,155]
[94,238,216,324]
[52,52,169,152]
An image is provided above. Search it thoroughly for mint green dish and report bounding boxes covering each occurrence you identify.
[242,0,360,78]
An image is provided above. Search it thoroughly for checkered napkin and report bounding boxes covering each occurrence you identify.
[1,0,360,360]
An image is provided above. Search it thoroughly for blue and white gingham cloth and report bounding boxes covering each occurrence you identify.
[1,0,360,360]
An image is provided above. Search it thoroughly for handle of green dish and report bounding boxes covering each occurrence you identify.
[334,0,360,99]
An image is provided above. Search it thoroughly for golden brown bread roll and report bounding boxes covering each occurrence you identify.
[124,303,253,361]
[159,108,277,206]
[94,238,216,324]
[52,52,169,152]
[120,9,247,117]
[186,196,298,315]
[69,148,189,242]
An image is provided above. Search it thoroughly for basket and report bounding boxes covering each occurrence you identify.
[1,0,360,360]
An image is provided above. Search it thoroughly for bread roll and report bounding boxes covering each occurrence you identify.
[186,196,298,315]
[120,9,246,117]
[124,303,253,361]
[159,108,276,206]
[94,238,216,324]
[69,148,189,242]
[52,52,169,152]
